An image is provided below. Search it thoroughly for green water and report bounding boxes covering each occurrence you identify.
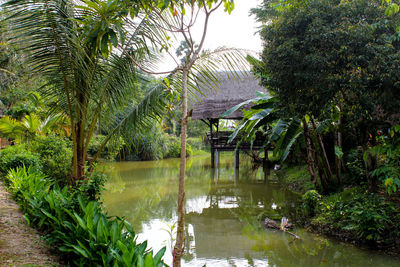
[102,154,400,267]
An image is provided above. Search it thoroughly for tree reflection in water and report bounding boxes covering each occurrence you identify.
[102,154,400,266]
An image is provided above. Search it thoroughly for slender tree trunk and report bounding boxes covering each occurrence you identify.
[334,128,341,184]
[173,68,188,267]
[314,149,329,191]
[72,92,87,184]
[302,118,318,188]
[311,117,334,183]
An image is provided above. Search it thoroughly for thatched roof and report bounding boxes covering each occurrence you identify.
[190,71,266,120]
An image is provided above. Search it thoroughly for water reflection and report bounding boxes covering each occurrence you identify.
[102,154,400,267]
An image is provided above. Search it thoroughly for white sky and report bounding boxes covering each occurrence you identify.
[156,0,263,72]
[195,0,263,52]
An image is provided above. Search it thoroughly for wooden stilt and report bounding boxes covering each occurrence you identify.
[215,149,219,168]
[234,150,239,169]
[234,167,239,185]
[211,148,215,168]
[263,148,270,181]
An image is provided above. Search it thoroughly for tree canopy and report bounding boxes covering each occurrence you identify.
[255,0,400,126]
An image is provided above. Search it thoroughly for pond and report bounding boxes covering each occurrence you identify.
[102,154,400,267]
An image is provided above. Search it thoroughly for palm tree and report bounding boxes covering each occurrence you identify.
[0,112,71,143]
[3,0,170,182]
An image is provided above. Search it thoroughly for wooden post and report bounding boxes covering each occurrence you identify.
[215,149,219,168]
[234,150,239,169]
[263,147,270,181]
[234,166,239,185]
[211,148,215,168]
[210,119,215,168]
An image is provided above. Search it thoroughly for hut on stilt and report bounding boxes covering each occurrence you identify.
[190,71,269,168]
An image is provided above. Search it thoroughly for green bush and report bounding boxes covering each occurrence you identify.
[369,125,400,195]
[4,166,166,266]
[345,148,366,184]
[122,125,167,161]
[187,137,205,151]
[302,190,321,216]
[164,135,192,158]
[31,135,71,186]
[0,145,41,176]
[77,166,108,201]
[313,187,400,243]
[87,134,125,160]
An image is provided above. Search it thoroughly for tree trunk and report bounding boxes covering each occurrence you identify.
[302,118,318,188]
[334,128,341,184]
[71,91,87,184]
[173,69,188,267]
[311,118,334,184]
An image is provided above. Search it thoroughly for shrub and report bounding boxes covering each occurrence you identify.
[4,166,166,266]
[87,134,124,160]
[345,148,366,184]
[0,145,41,176]
[302,190,321,216]
[187,137,205,151]
[31,135,71,186]
[164,135,192,158]
[121,125,167,161]
[77,166,108,201]
[313,187,400,243]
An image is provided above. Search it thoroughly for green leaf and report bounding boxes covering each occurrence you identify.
[270,119,287,141]
[110,220,119,244]
[101,33,109,58]
[144,253,154,267]
[74,212,88,231]
[137,254,144,267]
[280,131,302,163]
[248,108,273,121]
[71,244,89,258]
[109,29,118,47]
[334,145,344,159]
[153,247,166,265]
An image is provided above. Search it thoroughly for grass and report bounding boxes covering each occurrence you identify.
[278,164,315,194]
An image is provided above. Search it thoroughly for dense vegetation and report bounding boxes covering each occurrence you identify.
[221,0,400,251]
[0,0,232,265]
[2,0,400,264]
[3,163,166,266]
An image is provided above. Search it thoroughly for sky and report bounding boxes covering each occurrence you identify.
[156,0,263,72]
[194,0,263,52]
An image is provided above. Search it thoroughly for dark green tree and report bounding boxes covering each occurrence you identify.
[252,0,400,191]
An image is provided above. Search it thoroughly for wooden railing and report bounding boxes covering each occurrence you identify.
[206,130,265,150]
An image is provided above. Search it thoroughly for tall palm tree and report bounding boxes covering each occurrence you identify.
[3,0,170,182]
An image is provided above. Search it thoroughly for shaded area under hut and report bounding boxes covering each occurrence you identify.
[190,71,269,168]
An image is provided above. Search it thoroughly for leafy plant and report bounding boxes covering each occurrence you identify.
[3,166,167,266]
[367,125,400,195]
[313,187,400,243]
[87,134,124,161]
[0,144,41,176]
[302,190,321,216]
[31,135,72,186]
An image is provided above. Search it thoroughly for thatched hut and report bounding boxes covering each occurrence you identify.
[190,71,266,120]
[190,71,269,168]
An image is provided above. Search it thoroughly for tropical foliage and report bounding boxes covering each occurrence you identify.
[4,165,166,266]
[2,0,174,182]
[225,0,400,193]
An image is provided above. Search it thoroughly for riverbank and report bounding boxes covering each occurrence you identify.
[279,164,400,256]
[0,181,61,266]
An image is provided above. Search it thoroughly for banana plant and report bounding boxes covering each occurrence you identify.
[221,91,304,163]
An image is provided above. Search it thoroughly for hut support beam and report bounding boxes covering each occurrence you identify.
[211,148,215,168]
[234,150,239,169]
